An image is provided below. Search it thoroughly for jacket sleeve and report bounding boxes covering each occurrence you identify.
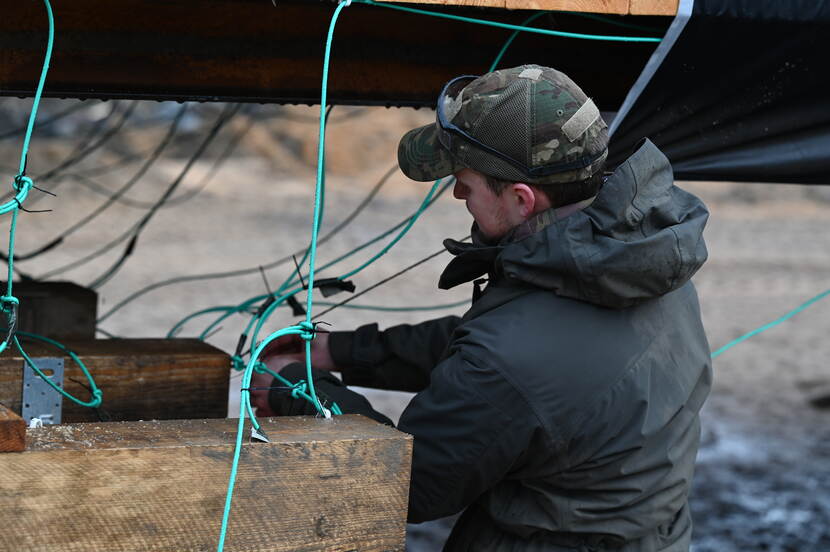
[398,348,539,523]
[328,315,461,392]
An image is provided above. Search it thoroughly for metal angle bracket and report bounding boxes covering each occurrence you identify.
[21,357,64,425]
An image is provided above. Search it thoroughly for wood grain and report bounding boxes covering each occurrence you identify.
[0,415,412,552]
[0,339,230,423]
[629,0,678,15]
[0,403,25,452]
[503,0,628,14]
[376,0,678,14]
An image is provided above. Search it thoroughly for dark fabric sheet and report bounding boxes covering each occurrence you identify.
[609,0,830,184]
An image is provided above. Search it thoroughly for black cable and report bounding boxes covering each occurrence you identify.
[0,105,189,264]
[36,101,137,182]
[311,239,467,320]
[85,103,241,289]
[0,101,91,141]
[0,101,118,205]
[67,146,155,178]
[36,103,239,283]
[96,167,449,324]
[67,108,254,210]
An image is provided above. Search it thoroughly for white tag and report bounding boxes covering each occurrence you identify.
[562,99,600,142]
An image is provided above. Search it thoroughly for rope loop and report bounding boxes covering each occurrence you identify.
[290,380,308,399]
[13,174,33,193]
[298,321,316,341]
[230,355,246,372]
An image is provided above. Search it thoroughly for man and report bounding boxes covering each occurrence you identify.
[254,64,712,551]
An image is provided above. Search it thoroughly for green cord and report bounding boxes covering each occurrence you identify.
[217,325,309,552]
[0,0,103,414]
[353,0,663,43]
[489,11,548,71]
[299,1,351,419]
[0,1,102,410]
[1,0,55,354]
[15,332,103,408]
[711,288,830,359]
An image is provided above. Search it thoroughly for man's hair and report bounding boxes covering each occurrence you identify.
[484,166,605,208]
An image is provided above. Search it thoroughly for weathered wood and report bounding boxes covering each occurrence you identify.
[629,0,678,15]
[4,281,97,340]
[504,0,627,15]
[0,415,412,552]
[1,0,668,108]
[0,339,230,423]
[0,403,25,452]
[380,0,678,15]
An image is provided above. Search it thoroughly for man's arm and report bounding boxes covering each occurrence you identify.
[328,315,461,392]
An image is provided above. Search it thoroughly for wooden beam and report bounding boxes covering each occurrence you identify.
[0,403,25,453]
[0,339,230,423]
[0,0,667,107]
[0,415,412,551]
[502,0,627,14]
[5,281,98,340]
[378,0,679,15]
[628,0,678,15]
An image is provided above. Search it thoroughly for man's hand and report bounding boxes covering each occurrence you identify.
[249,356,300,417]
[250,333,337,417]
[260,332,336,372]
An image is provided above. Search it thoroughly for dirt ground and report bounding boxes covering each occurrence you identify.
[2,100,829,551]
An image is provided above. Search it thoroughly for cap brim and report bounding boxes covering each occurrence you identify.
[398,123,462,182]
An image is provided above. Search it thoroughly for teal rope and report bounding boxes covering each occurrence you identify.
[217,3,352,550]
[217,325,309,552]
[489,11,548,71]
[353,0,663,43]
[15,331,103,408]
[244,176,450,366]
[299,0,351,419]
[711,288,830,359]
[1,0,54,354]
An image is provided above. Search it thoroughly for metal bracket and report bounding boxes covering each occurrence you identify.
[22,357,64,425]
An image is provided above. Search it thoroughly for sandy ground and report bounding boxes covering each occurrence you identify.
[2,100,829,551]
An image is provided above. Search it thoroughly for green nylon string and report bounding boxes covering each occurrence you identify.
[299,0,351,419]
[217,325,309,552]
[711,288,830,359]
[353,0,663,43]
[247,177,445,352]
[15,332,102,408]
[489,11,548,71]
[218,2,352,550]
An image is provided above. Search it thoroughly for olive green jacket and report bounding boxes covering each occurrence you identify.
[330,140,712,551]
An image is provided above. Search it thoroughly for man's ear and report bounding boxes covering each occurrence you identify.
[510,183,537,218]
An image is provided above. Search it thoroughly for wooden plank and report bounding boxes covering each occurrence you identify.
[629,0,677,15]
[4,281,97,340]
[0,339,230,423]
[389,0,507,8]
[0,415,412,552]
[501,0,628,14]
[0,403,25,452]
[1,0,665,108]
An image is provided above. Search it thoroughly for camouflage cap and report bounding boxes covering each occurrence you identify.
[398,64,608,185]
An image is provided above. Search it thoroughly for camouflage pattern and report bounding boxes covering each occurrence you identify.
[398,65,608,185]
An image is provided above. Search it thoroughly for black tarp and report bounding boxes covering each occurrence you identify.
[608,0,830,184]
